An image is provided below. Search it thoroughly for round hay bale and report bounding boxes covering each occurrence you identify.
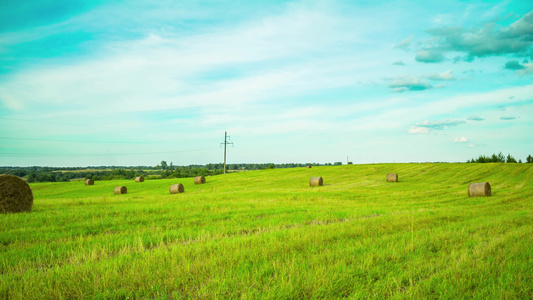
[309,177,323,187]
[170,183,185,194]
[468,182,491,197]
[306,166,312,168]
[386,173,398,182]
[194,176,206,185]
[84,179,94,185]
[135,176,144,183]
[114,186,127,195]
[0,175,33,213]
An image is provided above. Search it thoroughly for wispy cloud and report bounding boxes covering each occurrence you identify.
[424,70,455,81]
[517,63,533,75]
[504,60,525,70]
[415,49,445,63]
[467,116,485,121]
[453,137,469,143]
[388,76,432,92]
[394,35,414,51]
[408,119,466,134]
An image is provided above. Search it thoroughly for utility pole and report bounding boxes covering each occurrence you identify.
[221,131,233,174]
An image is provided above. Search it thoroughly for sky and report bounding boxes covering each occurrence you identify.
[1,0,532,167]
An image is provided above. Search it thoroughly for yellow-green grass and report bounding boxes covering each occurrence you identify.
[1,163,532,299]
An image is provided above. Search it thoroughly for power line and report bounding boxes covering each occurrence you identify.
[0,136,193,144]
[0,116,214,136]
[0,116,132,130]
[0,148,217,157]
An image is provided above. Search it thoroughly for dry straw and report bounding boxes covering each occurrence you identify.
[0,175,33,213]
[309,177,323,186]
[135,176,144,183]
[114,186,127,195]
[84,179,94,185]
[169,183,185,194]
[194,176,206,185]
[387,173,398,182]
[306,166,312,168]
[468,182,491,197]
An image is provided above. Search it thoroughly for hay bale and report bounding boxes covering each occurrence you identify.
[194,176,206,185]
[169,183,185,194]
[0,175,33,213]
[309,177,323,187]
[135,176,144,183]
[386,173,398,182]
[84,179,94,185]
[306,166,312,168]
[468,182,491,197]
[114,186,127,195]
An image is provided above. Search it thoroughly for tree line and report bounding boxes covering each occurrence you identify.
[467,153,533,163]
[0,161,328,183]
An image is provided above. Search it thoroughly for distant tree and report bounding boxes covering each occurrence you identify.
[518,159,522,163]
[27,172,37,183]
[160,161,168,170]
[334,162,342,166]
[506,154,517,163]
[527,155,533,163]
[266,163,274,169]
[347,162,353,165]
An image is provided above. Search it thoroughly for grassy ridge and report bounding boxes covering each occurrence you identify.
[1,163,532,299]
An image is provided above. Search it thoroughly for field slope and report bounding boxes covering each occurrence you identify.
[1,163,532,299]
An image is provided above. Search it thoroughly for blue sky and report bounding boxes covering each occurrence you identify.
[1,0,532,167]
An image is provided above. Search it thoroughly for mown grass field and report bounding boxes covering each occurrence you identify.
[1,163,532,299]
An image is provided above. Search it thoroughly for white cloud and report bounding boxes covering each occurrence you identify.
[517,63,533,75]
[424,70,455,81]
[395,35,414,50]
[453,137,469,143]
[388,76,432,92]
[408,126,430,134]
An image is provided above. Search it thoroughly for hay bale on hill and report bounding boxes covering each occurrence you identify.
[84,179,94,185]
[387,173,398,182]
[194,176,206,185]
[135,176,144,183]
[170,183,185,194]
[468,182,491,197]
[309,177,323,187]
[114,186,127,195]
[0,175,33,213]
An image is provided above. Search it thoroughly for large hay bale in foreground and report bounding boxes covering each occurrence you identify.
[84,179,94,185]
[114,186,127,195]
[0,175,33,213]
[386,173,398,182]
[194,176,206,185]
[135,176,144,183]
[170,183,185,194]
[468,182,491,197]
[309,177,323,187]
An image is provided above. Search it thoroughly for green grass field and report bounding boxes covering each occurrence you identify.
[1,163,532,299]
